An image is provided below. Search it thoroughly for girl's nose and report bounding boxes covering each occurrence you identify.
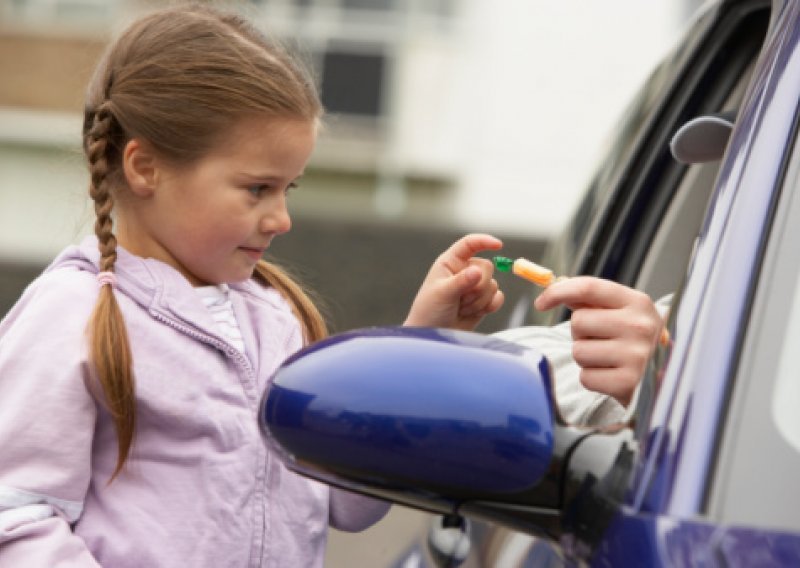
[260,196,292,235]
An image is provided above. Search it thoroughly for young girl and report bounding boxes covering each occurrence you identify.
[0,5,503,567]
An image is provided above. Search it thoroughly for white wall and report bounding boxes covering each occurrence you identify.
[0,110,91,263]
[438,0,683,236]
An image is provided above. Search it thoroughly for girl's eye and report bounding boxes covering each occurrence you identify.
[248,184,268,197]
[247,182,298,197]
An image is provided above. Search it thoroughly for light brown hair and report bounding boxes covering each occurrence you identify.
[82,3,327,479]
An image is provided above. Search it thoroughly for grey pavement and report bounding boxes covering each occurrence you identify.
[326,507,431,567]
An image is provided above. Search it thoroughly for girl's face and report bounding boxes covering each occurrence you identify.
[118,117,316,286]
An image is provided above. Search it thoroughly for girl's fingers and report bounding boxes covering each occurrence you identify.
[459,281,501,317]
[461,292,479,306]
[444,234,503,266]
[457,257,498,310]
[485,289,505,314]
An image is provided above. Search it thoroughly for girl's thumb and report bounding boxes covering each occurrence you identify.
[452,266,481,294]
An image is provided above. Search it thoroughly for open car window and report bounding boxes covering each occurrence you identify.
[528,2,770,328]
[634,59,756,300]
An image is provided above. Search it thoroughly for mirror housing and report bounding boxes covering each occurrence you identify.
[260,327,569,527]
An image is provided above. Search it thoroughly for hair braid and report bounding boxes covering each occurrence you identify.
[254,261,328,345]
[87,104,118,271]
[85,101,136,481]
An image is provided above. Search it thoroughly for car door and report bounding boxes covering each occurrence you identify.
[703,95,800,562]
[580,1,800,564]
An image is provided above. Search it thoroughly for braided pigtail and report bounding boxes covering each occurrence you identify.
[253,261,328,345]
[85,102,136,481]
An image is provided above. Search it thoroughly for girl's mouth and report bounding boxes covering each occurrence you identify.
[240,247,265,261]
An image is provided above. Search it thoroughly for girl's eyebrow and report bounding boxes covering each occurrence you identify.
[238,171,279,180]
[238,172,305,181]
[234,172,303,184]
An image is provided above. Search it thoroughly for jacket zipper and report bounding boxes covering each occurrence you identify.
[149,309,270,567]
[149,309,257,391]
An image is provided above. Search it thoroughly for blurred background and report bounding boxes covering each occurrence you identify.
[0,0,700,564]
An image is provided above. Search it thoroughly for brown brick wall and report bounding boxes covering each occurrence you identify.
[0,32,106,111]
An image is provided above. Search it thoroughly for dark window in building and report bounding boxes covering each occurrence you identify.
[342,0,395,11]
[320,49,385,117]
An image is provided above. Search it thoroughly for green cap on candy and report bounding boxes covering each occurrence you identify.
[492,256,514,273]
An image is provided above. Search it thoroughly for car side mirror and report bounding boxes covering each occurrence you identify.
[260,327,571,526]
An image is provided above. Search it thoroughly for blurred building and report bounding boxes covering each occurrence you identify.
[0,0,685,330]
[0,0,474,262]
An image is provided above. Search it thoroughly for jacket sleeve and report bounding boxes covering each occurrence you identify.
[0,271,101,566]
[492,322,625,426]
[328,488,391,532]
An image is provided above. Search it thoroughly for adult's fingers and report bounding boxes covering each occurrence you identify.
[579,367,640,405]
[572,338,651,369]
[535,276,650,312]
[570,307,660,341]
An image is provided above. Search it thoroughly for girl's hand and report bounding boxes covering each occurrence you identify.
[534,277,663,406]
[404,234,505,331]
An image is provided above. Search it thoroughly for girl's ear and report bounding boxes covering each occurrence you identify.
[122,139,158,198]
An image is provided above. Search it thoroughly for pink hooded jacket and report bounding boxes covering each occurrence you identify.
[0,237,389,567]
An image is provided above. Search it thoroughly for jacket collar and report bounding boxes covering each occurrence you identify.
[46,236,272,344]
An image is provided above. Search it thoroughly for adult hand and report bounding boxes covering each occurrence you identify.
[534,277,663,406]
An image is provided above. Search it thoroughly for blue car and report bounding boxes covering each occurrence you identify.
[261,0,800,565]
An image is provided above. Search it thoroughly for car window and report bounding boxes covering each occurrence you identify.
[547,58,675,278]
[705,108,800,533]
[612,6,769,290]
[534,56,680,327]
[634,59,756,300]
